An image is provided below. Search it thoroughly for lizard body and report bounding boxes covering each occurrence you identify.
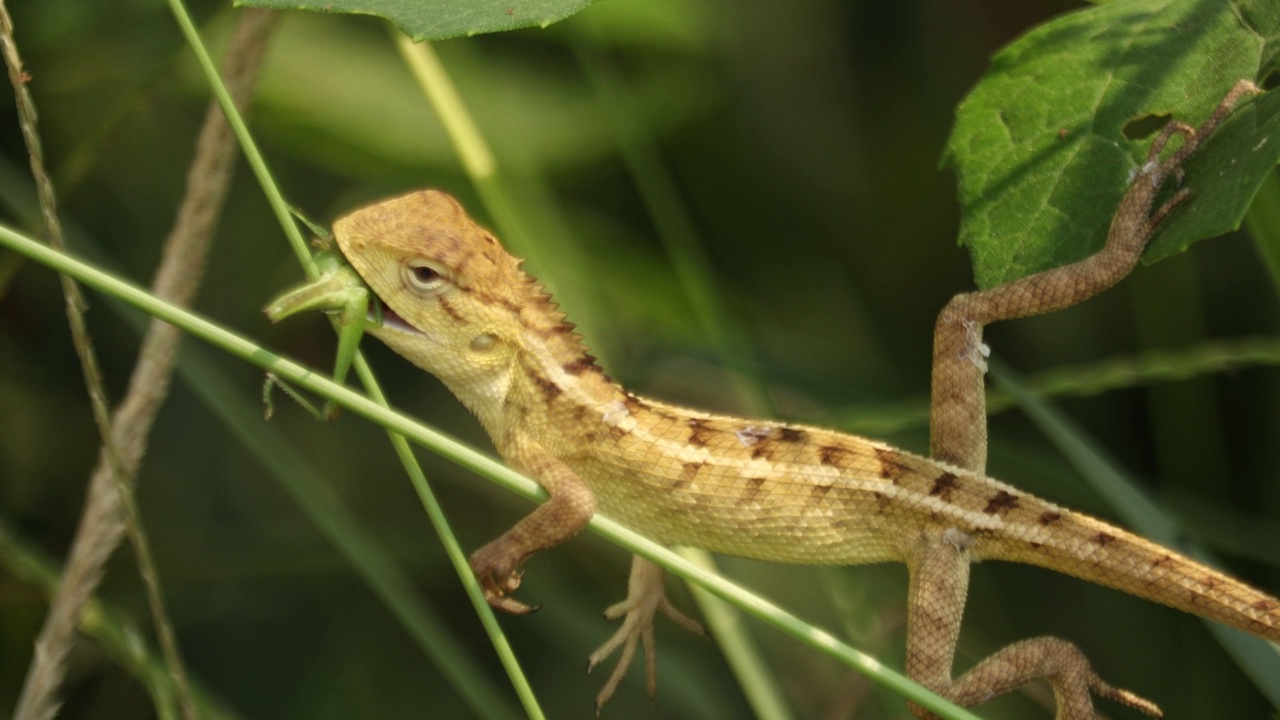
[336,186,1280,635]
[327,81,1277,717]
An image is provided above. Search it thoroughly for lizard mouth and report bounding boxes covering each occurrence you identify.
[371,303,424,335]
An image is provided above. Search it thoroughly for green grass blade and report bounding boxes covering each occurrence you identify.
[164,3,544,715]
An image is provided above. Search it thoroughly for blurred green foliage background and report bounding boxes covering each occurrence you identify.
[1,0,1278,718]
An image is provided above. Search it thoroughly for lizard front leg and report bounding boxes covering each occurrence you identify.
[912,80,1259,719]
[471,436,597,613]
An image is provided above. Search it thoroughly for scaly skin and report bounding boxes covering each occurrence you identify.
[330,80,1276,718]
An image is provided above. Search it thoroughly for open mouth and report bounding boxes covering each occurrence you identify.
[371,301,423,335]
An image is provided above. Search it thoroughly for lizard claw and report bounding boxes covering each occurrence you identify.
[1131,80,1261,236]
[469,543,539,614]
[1088,670,1163,718]
[1144,79,1260,187]
[480,570,540,614]
[587,557,705,714]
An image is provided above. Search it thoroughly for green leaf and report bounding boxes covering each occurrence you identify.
[234,0,597,40]
[945,0,1280,288]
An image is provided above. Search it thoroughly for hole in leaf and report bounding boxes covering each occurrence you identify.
[1123,112,1172,140]
[1262,68,1280,91]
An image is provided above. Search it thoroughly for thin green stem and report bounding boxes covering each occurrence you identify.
[165,1,310,269]
[165,3,542,716]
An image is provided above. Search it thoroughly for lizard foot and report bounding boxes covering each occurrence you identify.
[587,557,705,715]
[468,541,539,614]
[1089,673,1163,718]
[1139,79,1260,194]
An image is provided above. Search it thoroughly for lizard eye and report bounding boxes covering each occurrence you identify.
[404,260,447,293]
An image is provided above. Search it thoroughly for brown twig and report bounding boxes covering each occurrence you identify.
[10,9,280,720]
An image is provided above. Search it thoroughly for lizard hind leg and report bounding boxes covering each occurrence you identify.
[587,556,705,715]
[934,636,1164,720]
[903,534,1162,720]
[917,82,1262,719]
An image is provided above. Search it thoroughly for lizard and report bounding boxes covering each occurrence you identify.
[314,80,1275,718]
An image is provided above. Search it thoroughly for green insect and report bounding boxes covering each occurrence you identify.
[263,231,379,420]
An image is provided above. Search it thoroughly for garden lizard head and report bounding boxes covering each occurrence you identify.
[332,189,594,427]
